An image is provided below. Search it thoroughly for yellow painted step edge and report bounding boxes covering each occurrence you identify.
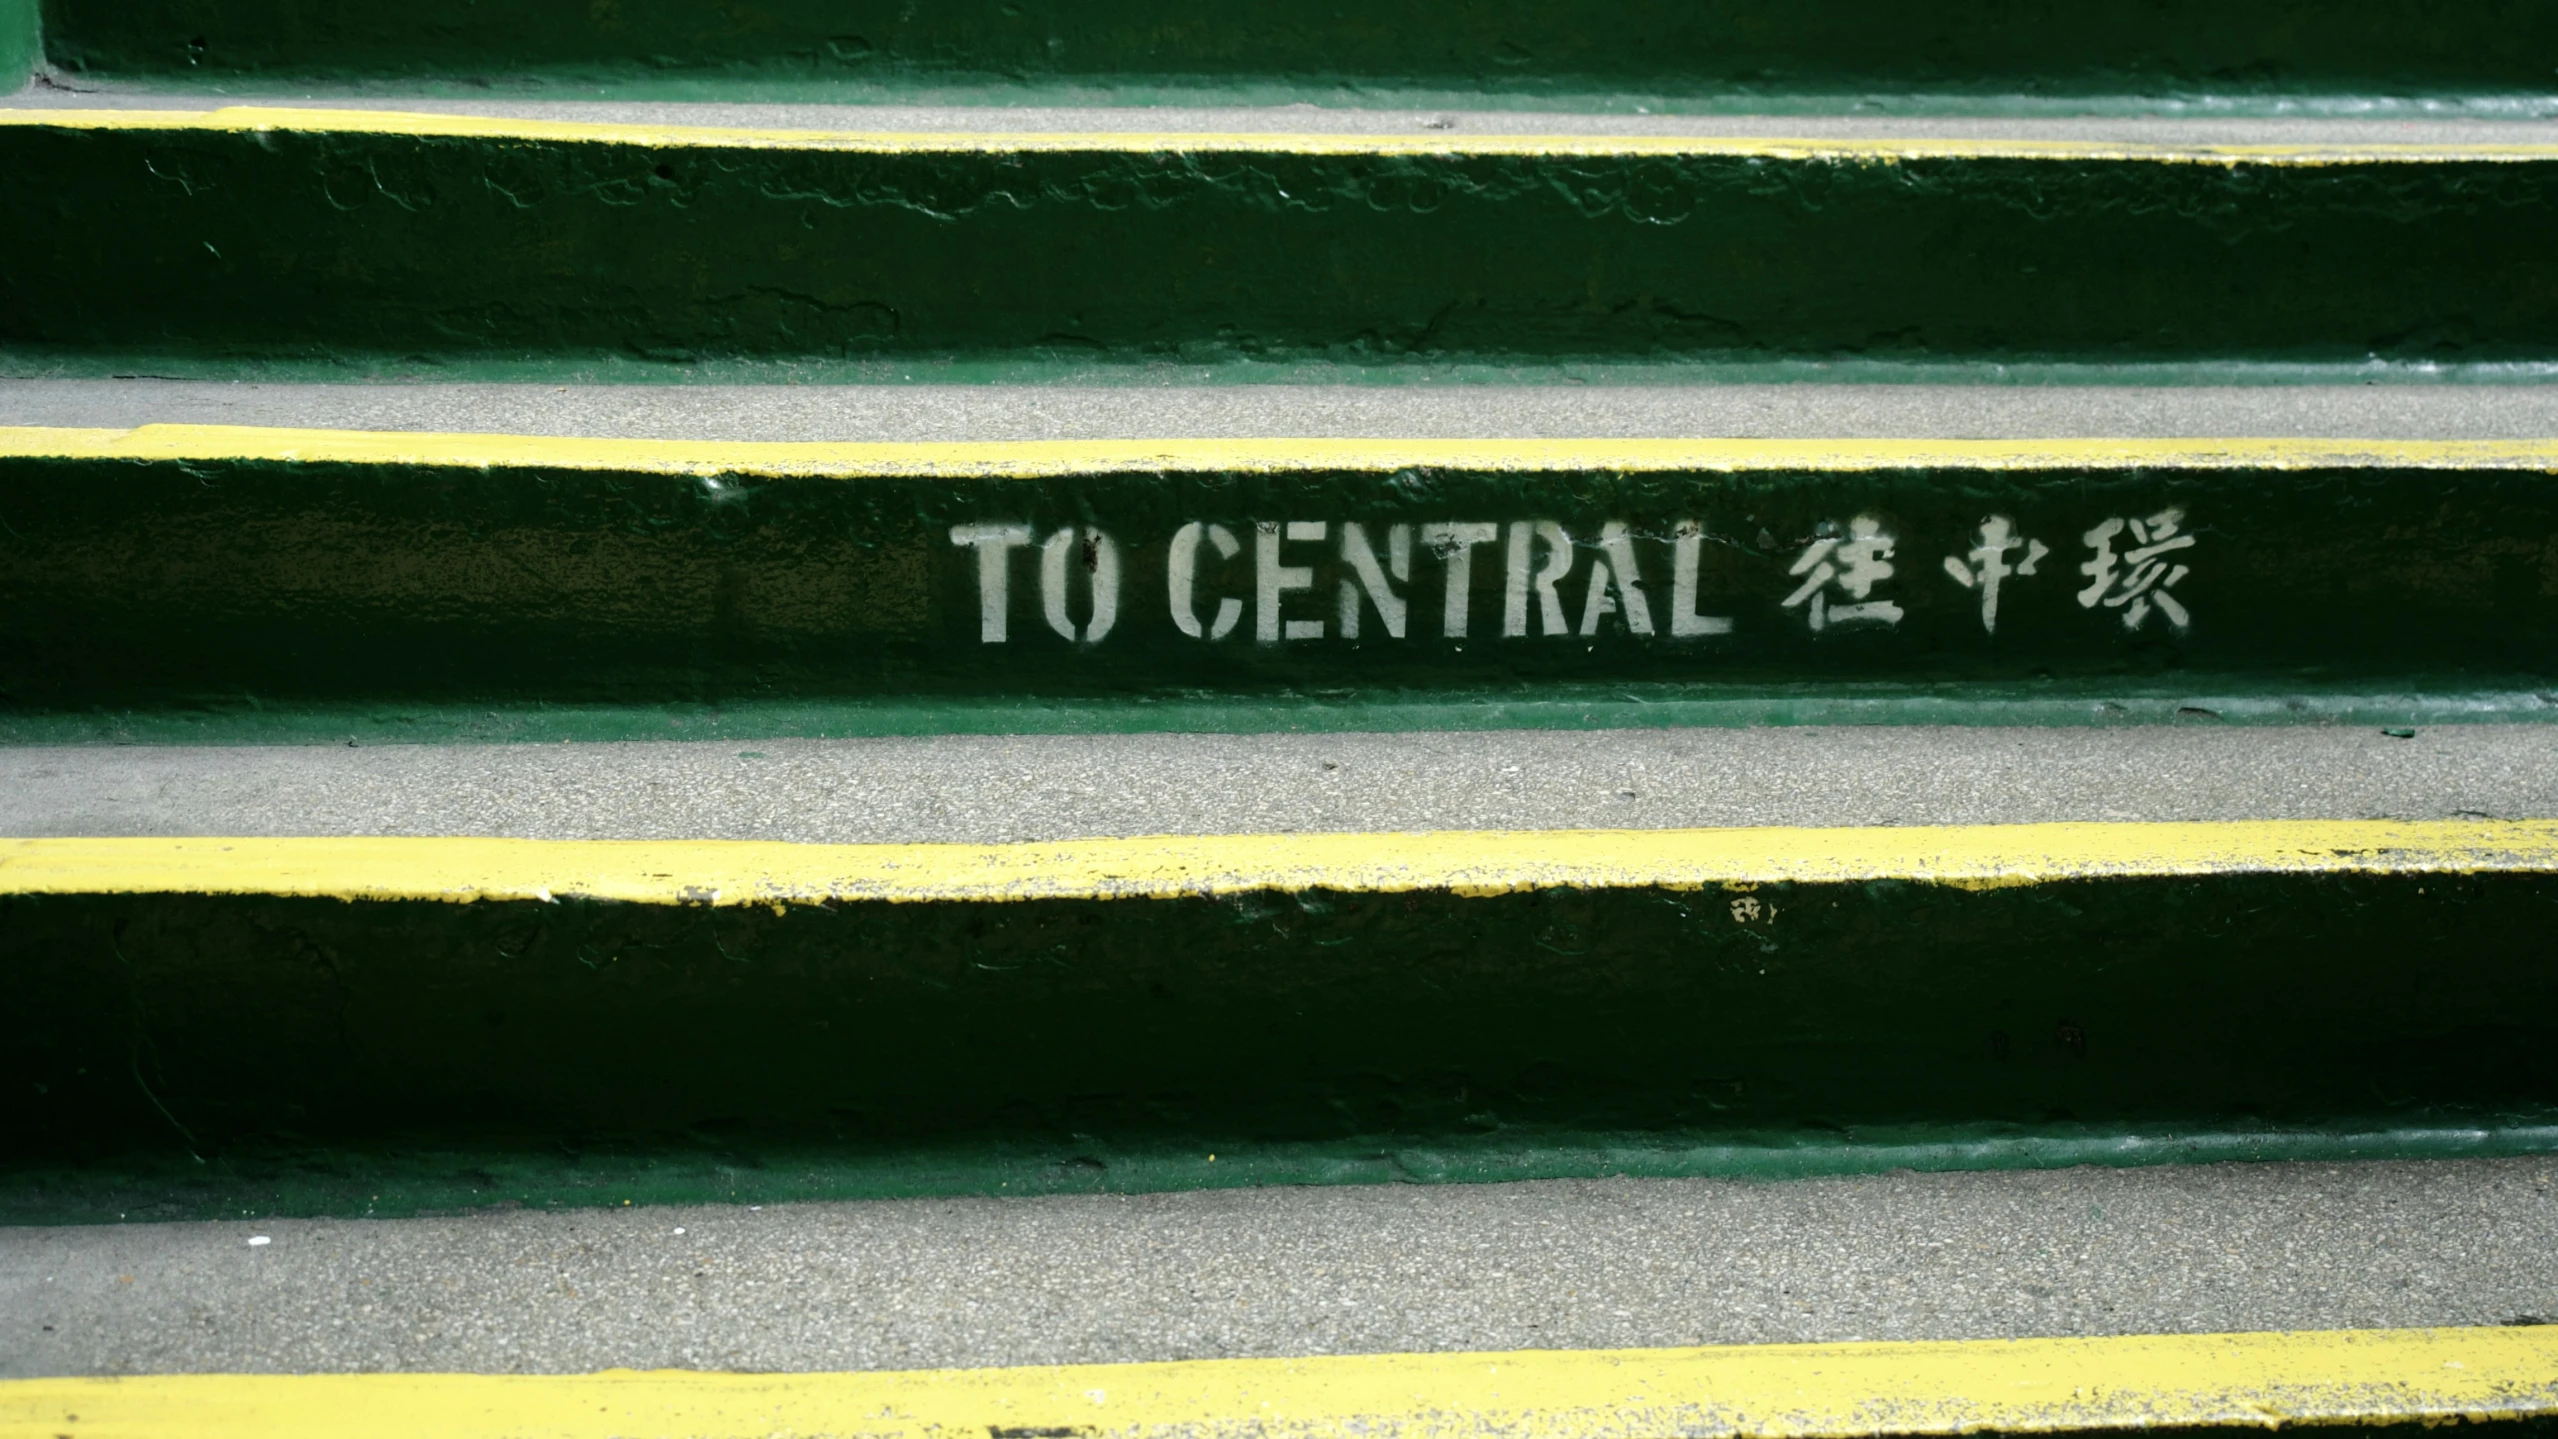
[6,1325,2557,1439]
[6,425,2558,479]
[2,820,2554,907]
[7,105,2558,164]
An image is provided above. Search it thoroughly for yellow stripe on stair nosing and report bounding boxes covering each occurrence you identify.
[5,1325,2556,1439]
[7,105,2558,165]
[6,426,2558,479]
[2,820,2553,907]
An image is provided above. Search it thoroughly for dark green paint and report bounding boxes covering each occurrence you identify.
[7,686,2555,750]
[0,0,35,91]
[10,870,2558,1222]
[3,454,2554,719]
[13,1120,2558,1227]
[16,349,2558,390]
[10,125,2558,366]
[36,0,2558,102]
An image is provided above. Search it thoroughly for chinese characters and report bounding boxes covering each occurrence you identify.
[2078,508,2195,634]
[1782,516,1903,632]
[1941,516,2048,634]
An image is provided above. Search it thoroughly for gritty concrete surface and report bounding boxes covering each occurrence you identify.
[3,1159,2554,1377]
[2,725,2551,843]
[7,88,2558,144]
[13,380,2558,442]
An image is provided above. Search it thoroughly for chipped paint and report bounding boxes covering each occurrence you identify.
[4,1325,2557,1438]
[3,819,2555,907]
[12,106,2558,164]
[11,425,2558,478]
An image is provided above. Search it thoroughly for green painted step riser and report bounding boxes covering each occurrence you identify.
[6,457,2554,711]
[1,0,33,92]
[9,129,2558,363]
[34,0,2558,97]
[12,692,2558,749]
[23,1124,2558,1224]
[11,873,2556,1158]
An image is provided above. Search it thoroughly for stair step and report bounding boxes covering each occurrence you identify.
[4,419,2555,733]
[6,726,2556,1205]
[25,0,2558,112]
[5,103,2557,370]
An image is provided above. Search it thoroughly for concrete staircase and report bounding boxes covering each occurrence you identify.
[4,4,2558,1432]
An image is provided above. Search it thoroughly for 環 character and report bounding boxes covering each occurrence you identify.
[2077,507,2195,633]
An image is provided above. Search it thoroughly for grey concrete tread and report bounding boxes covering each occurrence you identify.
[6,88,2558,146]
[13,380,2558,443]
[4,725,2552,845]
[5,1158,2554,1377]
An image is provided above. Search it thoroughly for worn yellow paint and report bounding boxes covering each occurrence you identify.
[7,105,2558,165]
[5,1326,2557,1439]
[7,425,2558,481]
[0,819,2551,907]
